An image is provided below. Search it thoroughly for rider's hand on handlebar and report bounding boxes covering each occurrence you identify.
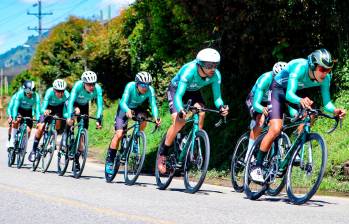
[334,108,346,119]
[74,107,80,115]
[155,118,161,126]
[126,110,134,119]
[300,97,313,109]
[7,116,13,124]
[44,109,52,116]
[96,121,102,129]
[220,105,229,117]
[262,106,269,117]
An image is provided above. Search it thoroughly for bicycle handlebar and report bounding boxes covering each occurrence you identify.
[292,108,341,134]
[131,115,160,134]
[179,100,227,127]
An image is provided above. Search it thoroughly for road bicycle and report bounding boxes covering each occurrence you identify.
[244,108,341,204]
[155,100,226,193]
[57,114,98,178]
[105,114,158,185]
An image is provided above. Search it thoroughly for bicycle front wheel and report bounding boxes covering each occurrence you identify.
[184,129,210,194]
[41,131,57,173]
[231,132,249,193]
[57,131,70,176]
[286,133,327,205]
[17,129,28,169]
[8,148,16,167]
[124,131,146,185]
[155,135,176,190]
[266,132,291,196]
[73,129,88,178]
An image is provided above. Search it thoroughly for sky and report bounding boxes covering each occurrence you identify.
[0,0,135,54]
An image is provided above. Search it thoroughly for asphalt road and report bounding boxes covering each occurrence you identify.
[0,127,348,224]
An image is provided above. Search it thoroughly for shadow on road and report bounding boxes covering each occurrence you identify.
[256,196,336,207]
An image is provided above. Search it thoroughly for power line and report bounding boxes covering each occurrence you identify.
[27,0,53,40]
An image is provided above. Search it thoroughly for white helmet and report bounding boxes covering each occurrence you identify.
[53,79,67,91]
[81,71,97,83]
[273,62,287,75]
[196,48,221,63]
[135,71,152,84]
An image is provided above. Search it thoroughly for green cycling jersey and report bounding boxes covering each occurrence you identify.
[274,58,335,113]
[171,60,224,111]
[6,93,18,117]
[119,82,159,119]
[12,89,41,120]
[250,71,273,113]
[67,80,103,119]
[41,87,70,114]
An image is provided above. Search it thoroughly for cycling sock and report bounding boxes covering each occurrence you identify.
[256,150,267,167]
[32,137,40,151]
[107,147,117,162]
[247,138,255,151]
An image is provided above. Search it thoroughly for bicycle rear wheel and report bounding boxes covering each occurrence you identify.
[231,132,249,193]
[155,135,176,190]
[244,133,268,200]
[266,132,290,196]
[286,133,327,205]
[57,131,70,176]
[17,128,28,169]
[73,129,88,178]
[124,131,146,185]
[184,130,210,194]
[41,131,57,173]
[105,153,121,183]
[32,133,45,171]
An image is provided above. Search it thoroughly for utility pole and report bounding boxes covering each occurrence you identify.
[27,0,53,40]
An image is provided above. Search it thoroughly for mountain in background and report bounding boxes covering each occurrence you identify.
[0,33,48,80]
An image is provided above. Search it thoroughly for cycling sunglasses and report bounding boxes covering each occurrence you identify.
[318,65,331,73]
[24,89,33,94]
[54,89,65,94]
[202,62,219,69]
[138,82,149,88]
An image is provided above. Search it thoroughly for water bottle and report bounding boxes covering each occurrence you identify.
[179,134,188,151]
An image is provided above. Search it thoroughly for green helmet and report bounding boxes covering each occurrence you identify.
[308,48,334,71]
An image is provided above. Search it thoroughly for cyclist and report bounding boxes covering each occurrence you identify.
[105,71,161,175]
[28,79,70,162]
[251,48,346,182]
[65,71,103,171]
[157,48,229,174]
[6,92,18,149]
[9,80,41,150]
[246,62,298,152]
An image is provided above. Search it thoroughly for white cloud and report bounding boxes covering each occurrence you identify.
[0,35,5,46]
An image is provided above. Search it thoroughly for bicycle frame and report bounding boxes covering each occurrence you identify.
[177,113,199,163]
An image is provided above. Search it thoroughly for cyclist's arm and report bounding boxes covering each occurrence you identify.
[252,88,264,114]
[252,73,271,113]
[6,95,16,117]
[148,86,159,119]
[320,76,335,113]
[41,88,52,114]
[12,91,23,119]
[95,84,103,119]
[174,69,193,112]
[120,83,132,113]
[286,72,302,105]
[34,92,41,120]
[67,82,79,118]
[287,105,298,118]
[211,74,224,109]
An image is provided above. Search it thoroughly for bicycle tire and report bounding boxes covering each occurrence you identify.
[155,135,176,190]
[105,152,121,183]
[73,129,88,178]
[41,130,57,173]
[231,132,249,193]
[124,131,146,185]
[286,133,327,205]
[244,133,268,200]
[266,132,291,196]
[8,148,16,167]
[57,131,70,176]
[16,127,28,169]
[184,129,210,194]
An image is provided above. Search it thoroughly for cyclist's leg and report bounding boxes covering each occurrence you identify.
[251,82,284,182]
[29,114,46,161]
[7,119,12,148]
